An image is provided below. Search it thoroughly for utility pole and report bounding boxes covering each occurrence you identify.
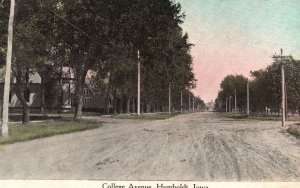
[137,50,141,116]
[281,49,285,126]
[247,79,250,115]
[234,89,237,113]
[168,83,171,115]
[180,91,183,113]
[188,91,191,112]
[2,0,15,138]
[272,49,291,127]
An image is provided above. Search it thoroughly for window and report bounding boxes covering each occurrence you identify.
[83,97,92,105]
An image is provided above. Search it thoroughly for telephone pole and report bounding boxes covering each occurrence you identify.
[188,92,191,112]
[234,89,237,113]
[281,50,285,126]
[272,49,291,127]
[2,0,15,137]
[180,91,183,113]
[247,79,250,115]
[137,50,141,116]
[168,83,171,115]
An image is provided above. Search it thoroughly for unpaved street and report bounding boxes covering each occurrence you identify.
[0,112,299,180]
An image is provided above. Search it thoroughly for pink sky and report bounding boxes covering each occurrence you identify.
[179,0,300,103]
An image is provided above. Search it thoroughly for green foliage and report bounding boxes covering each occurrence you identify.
[249,58,300,113]
[0,0,9,68]
[215,74,248,111]
[0,120,100,145]
[89,0,197,112]
[0,0,200,115]
[285,59,300,114]
[216,57,300,114]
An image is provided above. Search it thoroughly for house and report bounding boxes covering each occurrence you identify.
[0,69,42,112]
[0,67,112,113]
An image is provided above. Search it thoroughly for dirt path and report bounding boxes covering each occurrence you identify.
[0,112,299,180]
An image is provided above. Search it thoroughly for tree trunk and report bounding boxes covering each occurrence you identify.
[14,81,30,124]
[12,64,31,125]
[126,97,130,113]
[113,89,117,114]
[119,94,123,114]
[74,89,83,120]
[1,0,15,137]
[104,73,112,114]
[141,96,144,114]
[40,79,45,115]
[14,84,30,125]
[58,64,63,114]
[73,61,88,120]
[106,96,110,114]
[22,104,30,124]
[132,97,136,113]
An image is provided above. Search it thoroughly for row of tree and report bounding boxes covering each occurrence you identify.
[0,0,203,124]
[215,57,300,115]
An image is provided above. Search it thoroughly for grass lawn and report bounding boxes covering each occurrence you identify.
[287,124,300,137]
[112,112,180,120]
[0,119,100,145]
[219,112,300,122]
[219,112,300,137]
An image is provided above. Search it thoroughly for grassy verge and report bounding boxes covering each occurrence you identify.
[112,112,180,120]
[287,124,300,137]
[8,114,65,122]
[219,112,300,121]
[0,119,100,145]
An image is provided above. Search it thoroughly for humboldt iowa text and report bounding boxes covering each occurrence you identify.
[157,184,188,188]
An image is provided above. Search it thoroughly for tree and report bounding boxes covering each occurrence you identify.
[284,59,300,115]
[89,0,196,113]
[1,0,198,120]
[250,60,282,114]
[215,75,248,112]
[216,56,300,116]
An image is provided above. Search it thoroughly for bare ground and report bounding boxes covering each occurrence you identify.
[0,112,299,181]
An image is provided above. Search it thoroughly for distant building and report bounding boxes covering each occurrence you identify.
[205,100,215,112]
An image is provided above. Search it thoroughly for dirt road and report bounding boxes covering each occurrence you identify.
[0,112,299,180]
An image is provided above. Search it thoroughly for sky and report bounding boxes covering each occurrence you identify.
[177,0,300,103]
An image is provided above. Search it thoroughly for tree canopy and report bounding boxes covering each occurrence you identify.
[215,57,300,115]
[0,0,199,121]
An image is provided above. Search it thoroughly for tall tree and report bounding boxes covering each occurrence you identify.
[215,75,248,112]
